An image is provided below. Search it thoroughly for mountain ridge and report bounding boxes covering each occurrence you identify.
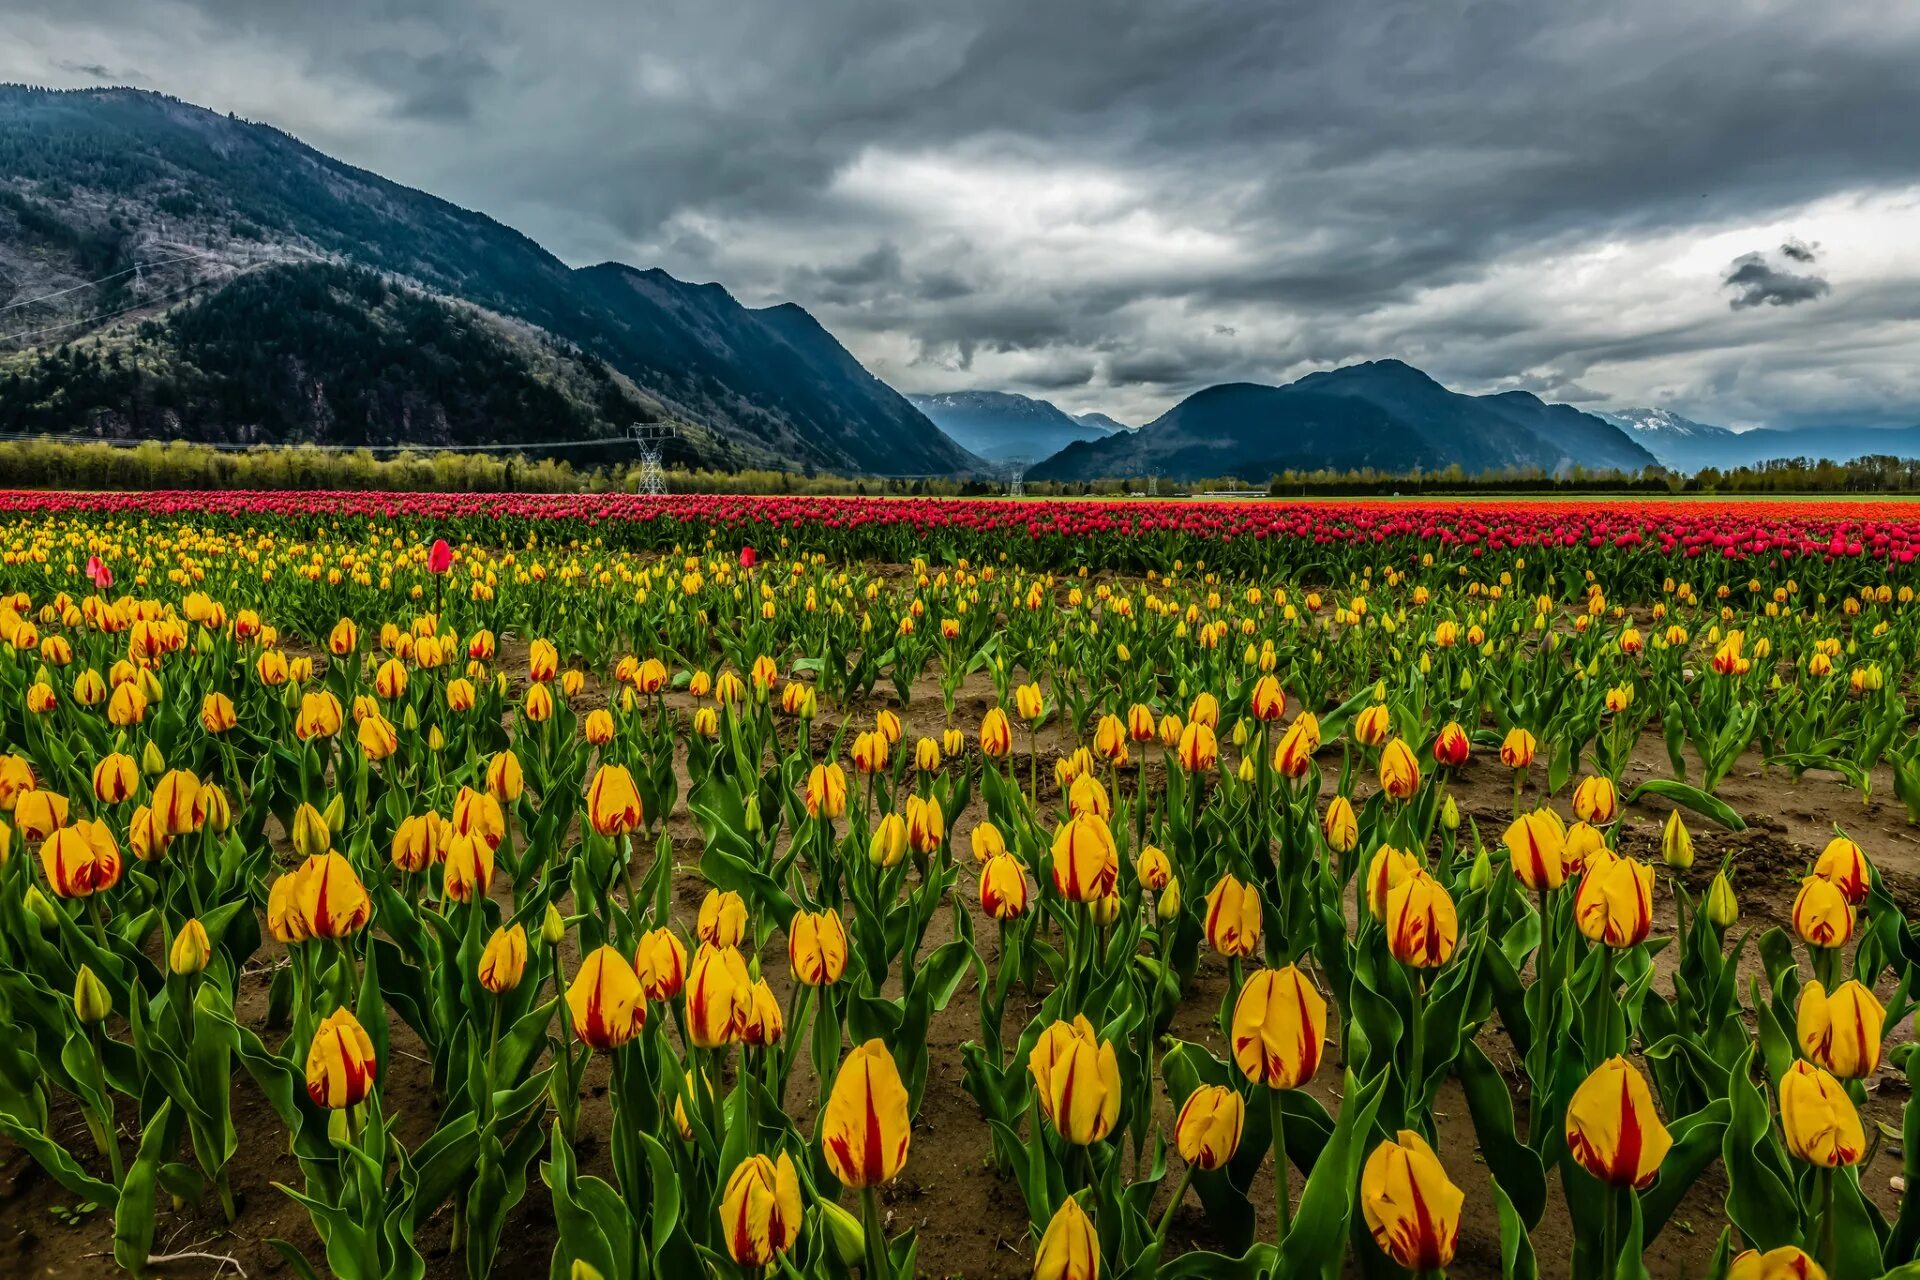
[0,84,980,474]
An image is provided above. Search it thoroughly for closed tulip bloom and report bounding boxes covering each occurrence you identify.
[200,691,238,733]
[1174,1084,1245,1171]
[1320,795,1359,853]
[821,1039,911,1187]
[91,753,138,805]
[73,963,113,1022]
[267,868,312,943]
[1271,712,1321,778]
[1574,851,1655,948]
[1571,775,1620,825]
[443,831,495,902]
[1176,720,1218,773]
[942,726,965,757]
[869,813,908,867]
[687,944,752,1047]
[1365,846,1424,919]
[1562,821,1605,876]
[1500,727,1537,769]
[128,805,167,862]
[523,682,554,723]
[149,769,202,837]
[1231,964,1327,1089]
[1792,875,1854,948]
[698,888,750,947]
[720,1151,804,1266]
[478,924,528,993]
[905,792,945,853]
[1013,682,1044,721]
[485,751,525,803]
[296,851,371,938]
[306,1007,378,1108]
[1029,1016,1122,1144]
[980,707,1014,758]
[1204,874,1262,958]
[1136,844,1173,890]
[445,678,476,713]
[446,788,503,851]
[1066,772,1110,820]
[527,638,559,682]
[1249,675,1286,722]
[1378,738,1421,800]
[913,736,942,772]
[1564,1056,1673,1187]
[1157,712,1184,748]
[1658,810,1693,870]
[567,946,646,1049]
[805,762,849,819]
[1812,835,1870,905]
[294,690,343,740]
[72,669,108,707]
[1503,810,1566,891]
[169,918,212,976]
[634,926,688,1000]
[1430,721,1470,768]
[1186,691,1219,729]
[108,680,148,726]
[1706,871,1740,928]
[850,729,890,775]
[357,711,399,761]
[741,977,785,1047]
[1051,812,1119,902]
[980,853,1029,919]
[1386,873,1459,967]
[1727,1248,1828,1280]
[15,788,70,842]
[328,617,358,655]
[970,820,1008,862]
[1779,1060,1865,1166]
[1361,1129,1463,1271]
[1092,713,1129,764]
[1344,698,1393,748]
[391,812,446,873]
[586,763,643,837]
[374,657,408,699]
[1796,980,1885,1079]
[1033,1196,1099,1280]
[41,822,123,897]
[789,909,849,985]
[1127,703,1157,741]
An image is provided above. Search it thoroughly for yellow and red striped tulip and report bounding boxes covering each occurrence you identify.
[1050,813,1119,902]
[1378,738,1420,800]
[1574,850,1654,948]
[1795,979,1884,1079]
[296,851,371,938]
[980,853,1029,920]
[1028,1016,1122,1144]
[478,924,528,994]
[1204,874,1262,959]
[687,943,751,1047]
[1779,1060,1865,1167]
[1502,809,1566,892]
[1564,1056,1672,1187]
[1034,1196,1099,1280]
[567,946,646,1049]
[1791,875,1854,949]
[306,1007,378,1109]
[586,764,643,837]
[1231,964,1326,1089]
[698,888,749,948]
[1360,1129,1463,1271]
[719,1152,803,1266]
[1385,873,1458,968]
[635,927,688,1000]
[789,909,849,985]
[1174,1084,1245,1171]
[821,1039,911,1187]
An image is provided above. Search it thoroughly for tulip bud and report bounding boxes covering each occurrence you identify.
[1661,810,1693,870]
[479,924,529,994]
[169,918,212,976]
[541,902,567,946]
[743,794,763,833]
[1231,964,1326,1088]
[1726,1249,1826,1280]
[1034,1196,1099,1280]
[816,1197,867,1266]
[569,1262,605,1280]
[1158,878,1182,922]
[73,964,112,1023]
[1174,1084,1245,1171]
[1440,795,1460,831]
[1705,871,1739,929]
[141,739,166,778]
[24,885,56,931]
[1796,980,1885,1079]
[322,793,346,834]
[1468,845,1492,892]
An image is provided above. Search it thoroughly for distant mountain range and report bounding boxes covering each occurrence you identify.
[0,85,980,474]
[1029,359,1657,482]
[906,390,1123,464]
[1595,408,1920,473]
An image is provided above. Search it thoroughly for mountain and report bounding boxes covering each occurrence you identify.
[1596,407,1920,473]
[1028,359,1657,482]
[906,390,1113,464]
[1074,411,1132,433]
[0,85,978,474]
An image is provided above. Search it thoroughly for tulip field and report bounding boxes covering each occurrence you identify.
[5,493,1920,1280]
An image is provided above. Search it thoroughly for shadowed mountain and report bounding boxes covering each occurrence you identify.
[906,390,1116,464]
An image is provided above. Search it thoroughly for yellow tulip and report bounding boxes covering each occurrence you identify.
[634,926,688,1000]
[586,763,643,837]
[305,1007,377,1108]
[1028,1016,1122,1144]
[1571,774,1620,825]
[719,1151,803,1266]
[169,918,212,976]
[1204,874,1262,959]
[1050,812,1119,902]
[980,853,1029,920]
[789,909,848,986]
[1231,964,1326,1089]
[1564,1056,1672,1187]
[805,762,849,819]
[1574,851,1654,949]
[566,945,646,1049]
[478,924,528,994]
[1033,1196,1099,1280]
[1791,875,1854,949]
[1780,1059,1865,1166]
[1499,727,1537,769]
[295,851,371,938]
[821,1039,911,1187]
[1360,1129,1463,1271]
[1378,738,1420,800]
[686,943,751,1048]
[1795,979,1885,1079]
[1502,809,1566,892]
[1726,1247,1827,1280]
[1385,873,1458,968]
[1811,835,1869,905]
[697,888,749,948]
[1174,1084,1245,1171]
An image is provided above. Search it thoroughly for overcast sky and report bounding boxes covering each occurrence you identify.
[8,0,1920,428]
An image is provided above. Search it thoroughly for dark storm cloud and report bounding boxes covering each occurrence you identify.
[1723,252,1832,310]
[7,0,1920,425]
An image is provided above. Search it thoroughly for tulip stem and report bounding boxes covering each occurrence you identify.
[1154,1165,1195,1250]
[860,1186,891,1280]
[1267,1086,1290,1241]
[85,1024,124,1185]
[1819,1167,1836,1279]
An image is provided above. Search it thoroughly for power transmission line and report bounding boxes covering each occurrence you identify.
[1,264,263,344]
[0,255,205,313]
